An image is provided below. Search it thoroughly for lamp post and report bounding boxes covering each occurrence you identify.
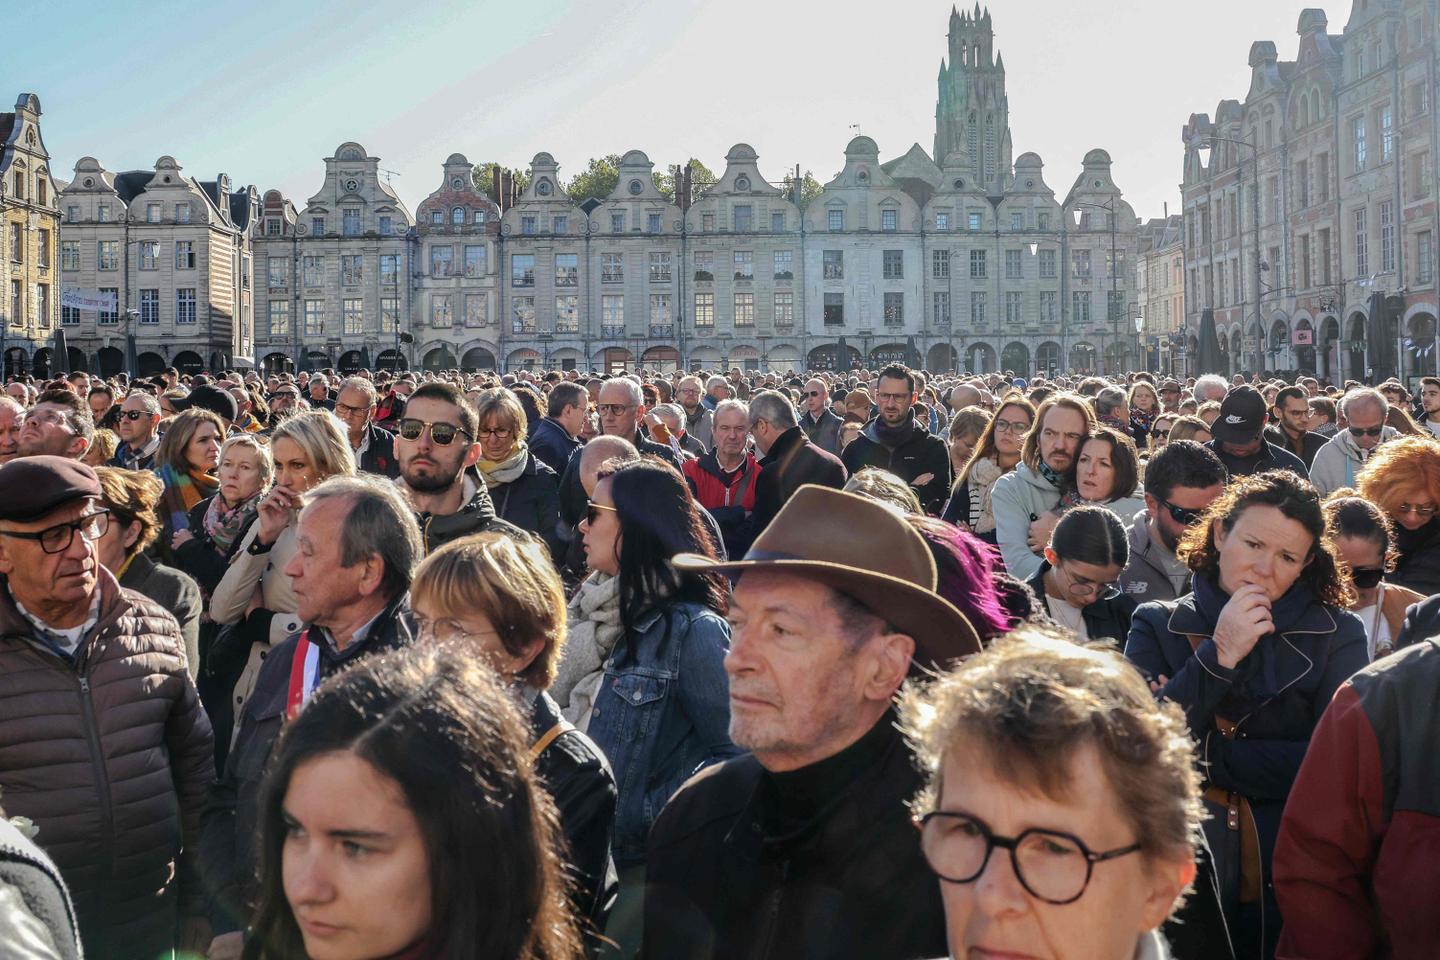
[1194,136,1261,376]
[1070,198,1120,374]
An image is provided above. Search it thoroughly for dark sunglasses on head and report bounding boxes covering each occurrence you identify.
[1350,426,1384,438]
[1158,497,1205,526]
[1350,567,1385,589]
[397,418,471,445]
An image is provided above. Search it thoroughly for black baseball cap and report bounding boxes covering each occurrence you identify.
[1212,386,1267,443]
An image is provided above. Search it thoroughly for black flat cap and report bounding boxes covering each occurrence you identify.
[0,456,101,523]
[176,384,238,423]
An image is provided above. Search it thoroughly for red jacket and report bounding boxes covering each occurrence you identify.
[683,450,760,514]
[1274,639,1440,960]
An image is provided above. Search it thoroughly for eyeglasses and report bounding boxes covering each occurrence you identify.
[596,404,636,417]
[0,510,110,555]
[119,409,152,421]
[585,501,617,525]
[1350,566,1386,589]
[397,418,472,445]
[993,418,1031,435]
[1350,426,1385,438]
[1397,502,1438,519]
[918,811,1141,905]
[1057,562,1120,601]
[413,614,495,646]
[1158,496,1206,526]
[333,401,372,417]
[476,427,513,440]
[876,391,912,403]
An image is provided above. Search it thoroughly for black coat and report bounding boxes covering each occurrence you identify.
[751,425,847,535]
[799,407,844,456]
[1026,563,1137,646]
[531,417,582,476]
[1394,588,1440,652]
[357,423,399,478]
[489,453,563,559]
[118,553,202,677]
[841,418,952,514]
[1262,425,1329,470]
[201,596,417,933]
[643,714,945,960]
[530,690,617,938]
[1391,519,1440,597]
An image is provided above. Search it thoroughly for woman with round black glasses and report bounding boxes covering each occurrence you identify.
[1324,494,1423,661]
[901,627,1206,960]
[1027,505,1137,645]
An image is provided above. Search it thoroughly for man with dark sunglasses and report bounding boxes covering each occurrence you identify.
[798,377,843,455]
[111,393,162,471]
[1119,441,1227,603]
[1310,387,1393,498]
[393,382,521,555]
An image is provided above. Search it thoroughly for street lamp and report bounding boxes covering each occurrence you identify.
[1194,136,1261,376]
[1070,198,1121,373]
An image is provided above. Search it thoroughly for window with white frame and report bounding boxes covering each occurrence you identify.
[61,241,79,271]
[933,249,950,279]
[343,298,364,335]
[1006,291,1023,324]
[174,202,190,224]
[970,291,986,324]
[881,209,897,232]
[773,249,793,279]
[380,254,399,286]
[650,293,673,327]
[933,291,951,324]
[1355,207,1369,275]
[139,289,159,325]
[734,250,753,280]
[1072,291,1091,324]
[138,241,159,270]
[176,288,197,324]
[431,294,452,328]
[823,250,843,280]
[970,249,986,278]
[883,250,903,279]
[146,203,161,223]
[1005,249,1022,279]
[1380,201,1395,272]
[555,295,579,332]
[512,254,535,287]
[512,296,536,333]
[602,294,624,327]
[554,253,578,287]
[734,292,755,326]
[430,246,453,278]
[649,251,672,282]
[774,292,794,325]
[827,209,844,232]
[693,250,714,280]
[380,297,399,333]
[175,240,195,270]
[884,292,904,325]
[269,300,290,337]
[464,245,486,278]
[602,253,624,283]
[694,293,714,327]
[304,299,323,335]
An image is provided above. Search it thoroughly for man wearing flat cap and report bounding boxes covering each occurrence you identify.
[0,456,214,959]
[642,485,981,960]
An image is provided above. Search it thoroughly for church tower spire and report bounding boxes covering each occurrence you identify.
[935,5,1012,193]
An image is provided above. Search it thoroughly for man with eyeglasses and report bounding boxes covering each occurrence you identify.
[393,381,522,555]
[841,364,952,514]
[675,375,714,450]
[798,377,843,455]
[333,376,398,478]
[0,456,214,959]
[1310,388,1393,498]
[643,486,981,960]
[17,388,93,461]
[1120,441,1227,604]
[1203,385,1308,482]
[1263,385,1328,469]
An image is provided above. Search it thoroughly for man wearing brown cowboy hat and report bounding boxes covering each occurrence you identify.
[642,484,981,960]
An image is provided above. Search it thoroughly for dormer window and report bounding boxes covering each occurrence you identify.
[451,207,465,226]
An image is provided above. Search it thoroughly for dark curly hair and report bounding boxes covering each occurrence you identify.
[1176,469,1355,608]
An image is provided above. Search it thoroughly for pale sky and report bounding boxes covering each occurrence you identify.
[13,0,1353,221]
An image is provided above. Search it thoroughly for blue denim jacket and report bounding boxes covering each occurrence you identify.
[585,600,740,867]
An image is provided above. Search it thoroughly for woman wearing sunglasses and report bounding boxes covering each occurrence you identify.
[557,457,737,956]
[902,628,1204,960]
[1323,495,1422,661]
[1126,469,1367,960]
[1356,433,1440,596]
[1027,506,1136,645]
[942,394,1035,544]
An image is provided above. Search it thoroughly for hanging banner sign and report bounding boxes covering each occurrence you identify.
[61,288,117,312]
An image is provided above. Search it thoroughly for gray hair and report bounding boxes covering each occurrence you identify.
[713,398,749,422]
[1340,387,1389,421]
[748,390,797,431]
[0,396,23,418]
[337,376,377,406]
[653,403,683,427]
[219,434,274,487]
[1094,386,1128,418]
[843,467,923,514]
[1193,374,1228,404]
[303,475,421,601]
[598,377,643,407]
[705,375,729,393]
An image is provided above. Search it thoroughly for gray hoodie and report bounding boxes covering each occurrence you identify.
[991,461,1061,580]
[1309,427,1396,497]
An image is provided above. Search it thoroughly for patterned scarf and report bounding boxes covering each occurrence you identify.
[202,489,263,557]
[157,463,220,536]
[477,443,530,487]
[1130,407,1158,439]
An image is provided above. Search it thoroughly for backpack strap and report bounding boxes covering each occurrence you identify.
[528,718,574,763]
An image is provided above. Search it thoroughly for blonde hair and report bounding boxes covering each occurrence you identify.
[411,532,566,688]
[88,428,120,463]
[902,626,1202,864]
[473,388,528,440]
[219,434,274,487]
[271,410,356,482]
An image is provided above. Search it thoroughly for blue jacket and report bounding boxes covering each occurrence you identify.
[1125,575,1367,882]
[531,417,582,476]
[585,600,740,867]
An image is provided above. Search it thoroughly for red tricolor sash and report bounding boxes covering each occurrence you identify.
[285,629,322,720]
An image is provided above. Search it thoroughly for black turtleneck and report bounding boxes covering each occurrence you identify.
[760,710,900,839]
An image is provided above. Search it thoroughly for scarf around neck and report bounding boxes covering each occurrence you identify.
[552,573,624,728]
[872,416,916,449]
[477,443,529,487]
[203,488,263,557]
[158,464,219,536]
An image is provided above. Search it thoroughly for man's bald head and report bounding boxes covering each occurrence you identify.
[949,383,982,411]
[579,436,640,496]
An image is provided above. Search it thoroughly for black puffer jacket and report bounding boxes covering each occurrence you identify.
[487,454,563,559]
[0,571,213,960]
[841,418,952,514]
[201,595,416,933]
[417,476,526,556]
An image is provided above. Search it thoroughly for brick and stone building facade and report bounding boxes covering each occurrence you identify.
[1137,214,1186,373]
[1181,2,1438,382]
[0,94,61,376]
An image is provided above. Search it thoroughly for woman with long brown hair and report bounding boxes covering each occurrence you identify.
[942,394,1035,543]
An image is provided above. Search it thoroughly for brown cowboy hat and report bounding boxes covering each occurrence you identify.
[673,485,981,668]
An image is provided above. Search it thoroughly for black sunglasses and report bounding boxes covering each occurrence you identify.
[397,418,471,445]
[120,410,151,421]
[1350,566,1385,589]
[1158,497,1205,526]
[1350,426,1384,438]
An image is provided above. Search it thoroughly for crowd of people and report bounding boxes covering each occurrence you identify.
[0,358,1433,959]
